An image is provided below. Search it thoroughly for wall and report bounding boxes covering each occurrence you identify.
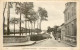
[64,2,77,46]
[3,35,30,43]
[61,24,65,41]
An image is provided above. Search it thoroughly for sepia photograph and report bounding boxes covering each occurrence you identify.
[3,1,77,47]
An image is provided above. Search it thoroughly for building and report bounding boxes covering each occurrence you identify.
[61,23,65,41]
[64,2,77,46]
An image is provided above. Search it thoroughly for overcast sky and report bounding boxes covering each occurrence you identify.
[5,1,67,30]
[33,1,67,30]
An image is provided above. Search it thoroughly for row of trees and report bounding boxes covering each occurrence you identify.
[47,26,61,40]
[3,2,48,35]
[47,26,61,34]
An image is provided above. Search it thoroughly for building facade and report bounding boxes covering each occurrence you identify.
[64,2,77,46]
[61,23,65,41]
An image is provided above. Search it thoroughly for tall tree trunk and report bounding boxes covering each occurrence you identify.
[20,13,21,36]
[40,19,41,30]
[25,19,27,35]
[37,20,39,34]
[28,21,30,35]
[37,20,38,29]
[26,21,27,34]
[3,2,7,35]
[25,20,26,34]
[7,2,10,35]
[26,21,28,35]
[34,21,35,34]
[31,22,32,35]
[14,18,15,35]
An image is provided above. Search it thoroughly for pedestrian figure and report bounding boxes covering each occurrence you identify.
[58,38,61,42]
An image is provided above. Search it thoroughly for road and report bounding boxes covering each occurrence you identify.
[30,33,71,47]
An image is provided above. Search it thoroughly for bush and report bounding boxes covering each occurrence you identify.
[30,34,52,41]
[30,34,44,41]
[42,34,52,39]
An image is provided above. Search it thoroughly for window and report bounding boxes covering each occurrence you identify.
[72,24,74,36]
[72,7,74,16]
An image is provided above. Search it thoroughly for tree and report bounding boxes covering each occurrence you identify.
[15,2,23,35]
[3,2,7,35]
[10,18,20,35]
[54,25,59,34]
[23,2,34,35]
[7,2,13,35]
[28,9,39,34]
[47,26,51,34]
[38,7,48,30]
[15,2,34,35]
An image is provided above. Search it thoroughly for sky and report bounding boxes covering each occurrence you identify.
[33,1,67,30]
[5,1,67,30]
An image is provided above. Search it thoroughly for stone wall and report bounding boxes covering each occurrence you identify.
[3,35,30,43]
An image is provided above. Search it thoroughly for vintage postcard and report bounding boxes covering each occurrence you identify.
[0,0,80,50]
